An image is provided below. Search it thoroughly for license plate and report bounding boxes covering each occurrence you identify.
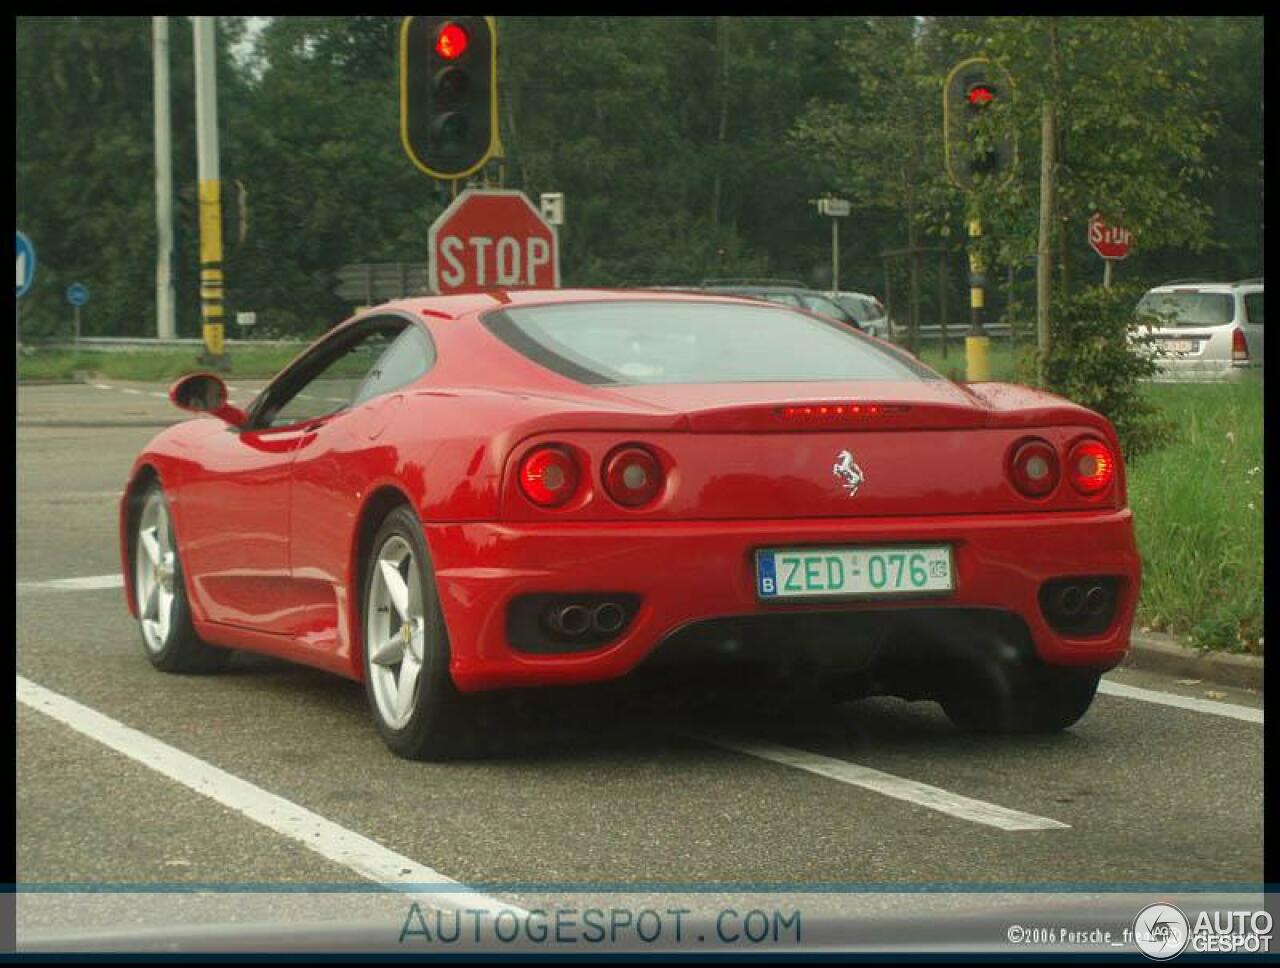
[756,545,954,600]
[1161,339,1195,353]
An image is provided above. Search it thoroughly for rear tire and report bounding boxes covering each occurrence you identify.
[942,664,1101,734]
[361,505,474,760]
[133,482,230,674]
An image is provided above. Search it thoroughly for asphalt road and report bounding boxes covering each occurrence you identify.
[14,381,1266,945]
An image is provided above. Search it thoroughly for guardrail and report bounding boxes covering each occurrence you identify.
[889,323,1014,342]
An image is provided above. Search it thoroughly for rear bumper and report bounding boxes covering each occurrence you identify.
[426,510,1141,692]
[1150,359,1257,382]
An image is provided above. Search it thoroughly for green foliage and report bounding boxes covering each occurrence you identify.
[14,17,1263,341]
[1127,377,1263,652]
[1019,283,1173,458]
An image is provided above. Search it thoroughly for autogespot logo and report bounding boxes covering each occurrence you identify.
[1133,902,1190,960]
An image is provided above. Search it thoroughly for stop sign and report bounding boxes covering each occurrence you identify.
[428,189,559,294]
[1088,212,1133,260]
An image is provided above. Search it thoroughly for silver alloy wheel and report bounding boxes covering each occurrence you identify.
[365,534,427,731]
[135,488,178,654]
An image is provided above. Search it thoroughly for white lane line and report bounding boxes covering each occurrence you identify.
[90,383,112,390]
[120,388,142,395]
[16,675,525,914]
[1099,680,1262,724]
[149,391,167,398]
[18,574,124,591]
[700,735,1068,831]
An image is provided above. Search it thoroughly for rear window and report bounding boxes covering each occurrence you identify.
[482,300,938,385]
[1245,292,1263,325]
[1137,291,1235,327]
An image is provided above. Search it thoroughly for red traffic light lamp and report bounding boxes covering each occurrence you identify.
[434,21,469,60]
[400,16,499,180]
[967,83,995,107]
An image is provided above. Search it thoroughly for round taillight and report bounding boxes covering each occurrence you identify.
[603,445,664,507]
[1010,439,1060,498]
[1067,439,1116,495]
[519,445,580,508]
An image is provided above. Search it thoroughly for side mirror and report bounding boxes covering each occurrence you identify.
[170,373,248,427]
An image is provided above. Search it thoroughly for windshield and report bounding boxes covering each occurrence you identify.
[1137,291,1235,327]
[483,300,938,385]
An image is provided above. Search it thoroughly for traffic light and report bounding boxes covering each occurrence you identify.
[400,16,499,180]
[944,57,1017,190]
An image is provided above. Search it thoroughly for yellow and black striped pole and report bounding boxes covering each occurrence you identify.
[193,17,227,370]
[965,217,990,381]
[198,179,226,363]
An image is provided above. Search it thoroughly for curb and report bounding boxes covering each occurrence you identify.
[1125,632,1263,692]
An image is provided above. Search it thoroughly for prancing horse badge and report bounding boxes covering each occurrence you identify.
[832,449,865,497]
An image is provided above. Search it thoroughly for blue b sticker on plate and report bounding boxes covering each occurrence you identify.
[756,552,779,598]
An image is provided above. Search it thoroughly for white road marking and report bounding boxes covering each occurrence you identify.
[120,388,142,395]
[1099,679,1262,724]
[90,383,112,391]
[19,574,124,591]
[16,675,525,914]
[699,735,1069,831]
[149,391,167,398]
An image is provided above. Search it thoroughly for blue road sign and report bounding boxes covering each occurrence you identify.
[17,231,36,299]
[67,282,90,307]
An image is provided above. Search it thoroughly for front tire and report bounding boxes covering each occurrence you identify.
[361,505,472,760]
[133,482,230,674]
[942,664,1101,734]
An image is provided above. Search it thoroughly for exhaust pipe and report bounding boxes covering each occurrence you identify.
[1056,585,1084,617]
[592,602,626,635]
[1085,585,1109,616]
[552,604,591,637]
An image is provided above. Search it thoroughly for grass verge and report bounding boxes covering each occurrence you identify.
[1126,374,1263,653]
[914,340,1023,382]
[17,346,306,382]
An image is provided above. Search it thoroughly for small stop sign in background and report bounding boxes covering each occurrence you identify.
[428,189,560,295]
[1087,213,1133,260]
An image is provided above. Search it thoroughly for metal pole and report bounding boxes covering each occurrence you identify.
[153,17,176,340]
[938,251,948,360]
[1036,99,1056,386]
[910,248,921,359]
[74,306,81,346]
[193,16,227,368]
[831,217,839,293]
[1103,259,1113,289]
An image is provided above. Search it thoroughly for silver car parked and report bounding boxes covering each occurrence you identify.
[1135,279,1264,381]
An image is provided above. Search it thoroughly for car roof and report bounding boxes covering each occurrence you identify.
[700,284,839,298]
[1146,279,1263,294]
[370,287,788,321]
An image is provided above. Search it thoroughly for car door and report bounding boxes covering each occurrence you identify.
[174,321,384,633]
[181,317,401,635]
[284,316,436,650]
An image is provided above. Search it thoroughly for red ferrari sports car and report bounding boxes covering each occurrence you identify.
[121,289,1140,759]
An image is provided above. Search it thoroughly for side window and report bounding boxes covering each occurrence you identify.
[352,324,435,405]
[1244,292,1264,325]
[256,320,406,429]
